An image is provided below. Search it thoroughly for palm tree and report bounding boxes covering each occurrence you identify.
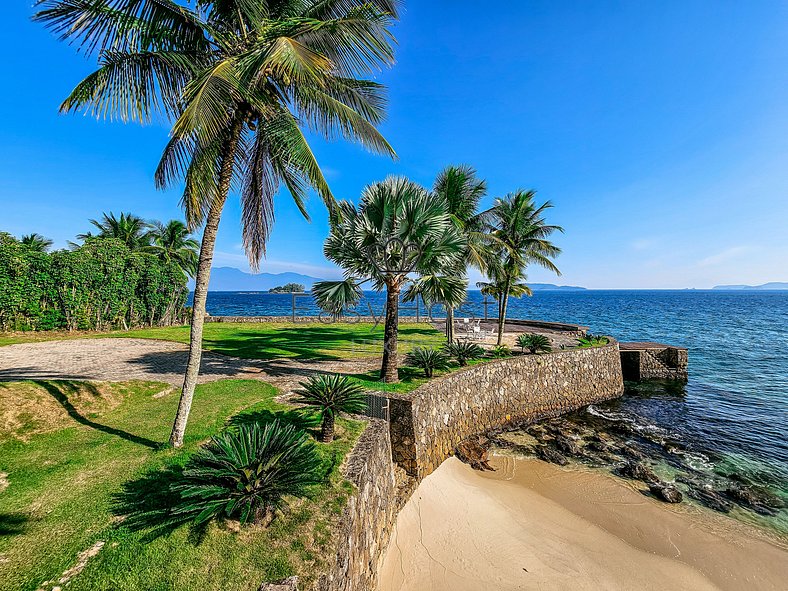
[146,220,199,277]
[431,165,489,341]
[20,233,53,252]
[312,176,465,382]
[79,212,152,250]
[484,190,562,345]
[403,273,467,341]
[37,0,398,446]
[292,374,367,443]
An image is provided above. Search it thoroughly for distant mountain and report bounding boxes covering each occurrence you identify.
[528,283,587,291]
[198,267,324,291]
[713,282,788,291]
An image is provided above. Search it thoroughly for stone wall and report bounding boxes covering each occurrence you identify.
[314,418,398,591]
[387,342,624,478]
[620,346,688,381]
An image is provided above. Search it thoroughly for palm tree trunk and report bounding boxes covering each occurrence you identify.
[169,116,244,447]
[380,281,401,383]
[321,412,335,443]
[497,278,510,346]
[446,306,454,343]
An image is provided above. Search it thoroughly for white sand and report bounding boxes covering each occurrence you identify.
[379,456,788,591]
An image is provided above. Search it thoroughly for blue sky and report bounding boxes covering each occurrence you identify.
[1,1,787,288]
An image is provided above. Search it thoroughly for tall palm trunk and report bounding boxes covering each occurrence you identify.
[169,116,244,447]
[446,306,455,342]
[380,281,401,383]
[496,277,510,346]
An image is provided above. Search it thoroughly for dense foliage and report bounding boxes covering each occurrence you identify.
[172,420,323,526]
[269,283,305,293]
[405,346,451,378]
[0,233,187,331]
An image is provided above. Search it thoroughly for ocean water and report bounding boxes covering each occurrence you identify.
[203,289,788,499]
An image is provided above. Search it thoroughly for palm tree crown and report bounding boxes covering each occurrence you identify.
[146,220,200,276]
[79,212,152,250]
[20,233,54,252]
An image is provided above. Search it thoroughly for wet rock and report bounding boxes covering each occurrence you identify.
[661,439,685,455]
[616,461,659,484]
[689,488,733,513]
[726,485,783,515]
[617,444,647,461]
[552,434,582,457]
[536,445,568,466]
[455,438,494,471]
[648,482,683,503]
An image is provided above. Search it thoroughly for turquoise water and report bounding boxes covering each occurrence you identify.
[203,289,788,498]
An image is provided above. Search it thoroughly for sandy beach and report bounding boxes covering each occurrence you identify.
[379,456,788,591]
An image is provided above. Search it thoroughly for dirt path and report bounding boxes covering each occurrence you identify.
[0,338,379,393]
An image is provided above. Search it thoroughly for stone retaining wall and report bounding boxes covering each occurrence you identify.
[387,342,624,478]
[315,418,398,591]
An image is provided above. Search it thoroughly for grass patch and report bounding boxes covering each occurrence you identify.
[350,356,496,394]
[0,379,364,591]
[0,322,444,361]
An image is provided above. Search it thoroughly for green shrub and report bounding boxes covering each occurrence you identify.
[292,374,367,442]
[577,334,610,348]
[489,344,512,358]
[405,346,450,377]
[172,420,322,526]
[516,333,553,354]
[444,339,485,366]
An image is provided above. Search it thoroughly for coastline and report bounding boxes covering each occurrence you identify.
[379,455,788,591]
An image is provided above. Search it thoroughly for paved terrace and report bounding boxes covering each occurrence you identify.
[0,338,378,394]
[431,318,589,349]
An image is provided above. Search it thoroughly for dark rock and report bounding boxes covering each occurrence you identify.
[455,438,494,471]
[586,440,610,454]
[536,445,568,466]
[552,434,582,457]
[648,482,683,503]
[688,488,733,513]
[616,461,659,484]
[617,445,646,461]
[726,485,783,515]
[661,438,685,455]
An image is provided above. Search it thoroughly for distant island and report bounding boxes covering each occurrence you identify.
[197,267,323,291]
[527,283,587,291]
[712,282,788,290]
[268,283,305,293]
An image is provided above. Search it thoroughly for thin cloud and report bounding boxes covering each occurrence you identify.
[697,246,753,267]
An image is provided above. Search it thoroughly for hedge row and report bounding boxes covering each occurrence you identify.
[0,233,188,331]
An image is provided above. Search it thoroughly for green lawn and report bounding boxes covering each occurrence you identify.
[0,379,364,591]
[0,321,444,360]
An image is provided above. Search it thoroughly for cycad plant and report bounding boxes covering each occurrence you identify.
[516,333,552,354]
[577,334,610,348]
[444,339,484,366]
[405,346,450,378]
[36,0,399,446]
[313,177,465,382]
[172,420,322,526]
[292,374,367,443]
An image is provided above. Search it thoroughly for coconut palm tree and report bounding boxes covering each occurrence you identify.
[431,164,489,341]
[78,212,152,250]
[146,220,199,277]
[20,233,53,252]
[312,176,465,382]
[484,191,562,345]
[36,0,398,446]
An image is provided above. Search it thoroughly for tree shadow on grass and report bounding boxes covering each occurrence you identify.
[0,512,29,537]
[33,380,160,449]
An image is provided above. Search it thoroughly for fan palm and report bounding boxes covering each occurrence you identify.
[312,176,465,382]
[36,0,399,446]
[292,374,366,442]
[484,191,562,345]
[20,233,54,252]
[430,164,489,341]
[146,220,199,277]
[78,212,152,250]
